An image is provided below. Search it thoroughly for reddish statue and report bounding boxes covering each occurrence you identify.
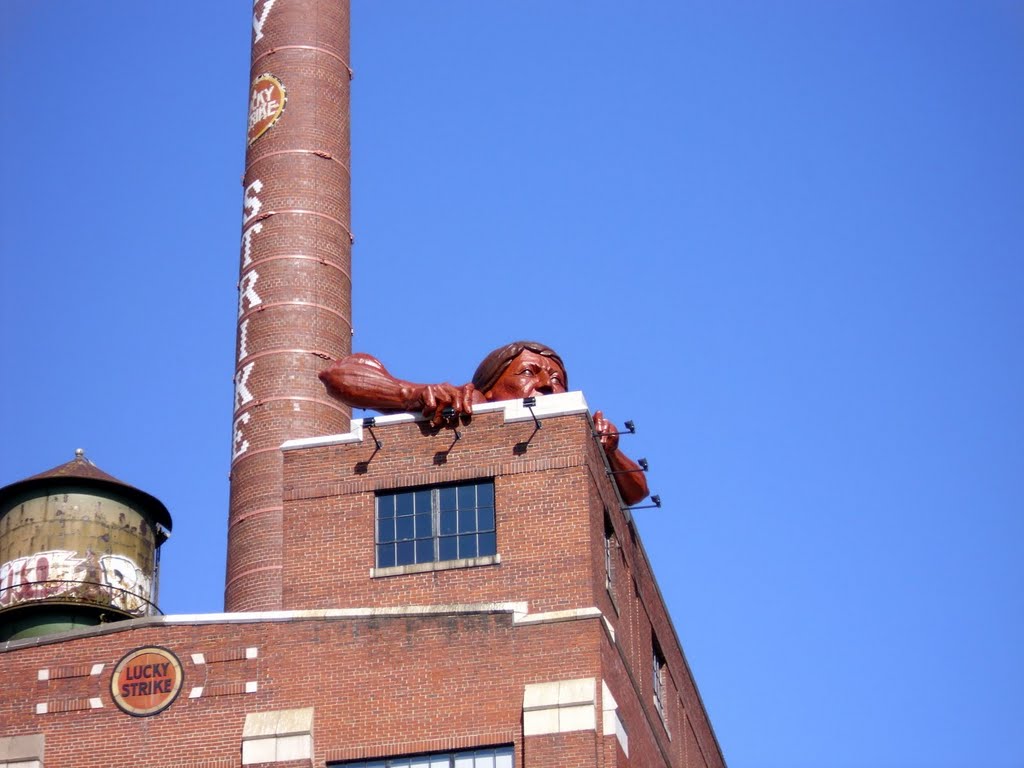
[319,341,649,505]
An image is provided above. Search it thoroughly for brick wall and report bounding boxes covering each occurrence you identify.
[280,407,597,614]
[0,612,601,768]
[1,398,725,767]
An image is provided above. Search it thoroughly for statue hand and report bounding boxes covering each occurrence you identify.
[419,382,477,427]
[593,410,618,454]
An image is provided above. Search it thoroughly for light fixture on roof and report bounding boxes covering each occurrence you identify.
[629,494,662,510]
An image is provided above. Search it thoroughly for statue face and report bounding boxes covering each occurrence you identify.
[484,350,567,401]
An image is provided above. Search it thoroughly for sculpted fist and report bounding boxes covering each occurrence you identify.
[417,382,478,427]
[593,410,618,454]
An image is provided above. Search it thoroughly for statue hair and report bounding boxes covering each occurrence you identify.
[471,341,567,394]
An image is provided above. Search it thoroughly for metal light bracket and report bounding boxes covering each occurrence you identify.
[608,457,649,475]
[629,494,662,510]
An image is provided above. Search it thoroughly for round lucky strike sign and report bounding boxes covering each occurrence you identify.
[111,646,183,716]
[247,73,286,144]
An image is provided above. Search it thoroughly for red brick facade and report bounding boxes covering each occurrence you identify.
[0,395,725,767]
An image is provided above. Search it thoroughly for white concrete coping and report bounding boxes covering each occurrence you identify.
[280,390,590,451]
[0,602,620,650]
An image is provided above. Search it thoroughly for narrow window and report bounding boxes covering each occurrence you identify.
[653,635,668,727]
[604,512,617,606]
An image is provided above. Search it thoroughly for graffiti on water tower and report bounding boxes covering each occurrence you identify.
[0,549,153,614]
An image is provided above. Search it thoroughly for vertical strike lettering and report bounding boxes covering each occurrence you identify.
[252,0,278,43]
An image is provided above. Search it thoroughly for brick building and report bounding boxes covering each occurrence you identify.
[0,2,725,766]
[0,395,725,767]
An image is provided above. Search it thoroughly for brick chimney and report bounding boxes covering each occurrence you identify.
[227,0,352,611]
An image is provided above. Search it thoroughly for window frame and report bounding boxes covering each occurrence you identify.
[652,635,669,731]
[330,744,514,768]
[604,511,619,612]
[374,479,497,574]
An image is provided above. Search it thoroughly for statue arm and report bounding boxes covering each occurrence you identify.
[607,446,650,506]
[593,411,650,506]
[319,353,480,425]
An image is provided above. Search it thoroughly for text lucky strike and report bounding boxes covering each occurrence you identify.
[119,661,175,697]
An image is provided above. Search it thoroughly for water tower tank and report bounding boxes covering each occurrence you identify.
[0,450,172,641]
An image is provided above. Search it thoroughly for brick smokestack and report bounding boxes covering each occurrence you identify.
[227,0,352,611]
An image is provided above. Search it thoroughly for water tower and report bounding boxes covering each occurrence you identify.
[0,450,171,641]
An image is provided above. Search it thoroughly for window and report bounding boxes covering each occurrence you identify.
[376,480,496,568]
[333,746,513,768]
[652,636,668,726]
[604,512,617,605]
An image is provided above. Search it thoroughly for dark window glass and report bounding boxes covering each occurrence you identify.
[477,482,494,507]
[414,489,431,512]
[478,531,496,557]
[458,533,476,558]
[377,544,396,569]
[457,484,476,509]
[478,507,494,532]
[397,540,415,564]
[396,493,414,517]
[438,536,458,561]
[439,486,457,512]
[440,509,457,535]
[416,539,434,564]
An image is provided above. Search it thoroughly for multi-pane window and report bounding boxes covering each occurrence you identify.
[653,636,668,725]
[376,480,496,568]
[334,745,513,768]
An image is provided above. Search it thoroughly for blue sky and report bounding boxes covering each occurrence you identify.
[2,3,1022,767]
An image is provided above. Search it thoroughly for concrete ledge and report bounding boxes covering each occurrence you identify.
[371,554,500,578]
[513,607,603,625]
[281,391,590,451]
[0,602,616,651]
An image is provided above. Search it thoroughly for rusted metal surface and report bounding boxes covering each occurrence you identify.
[0,487,160,617]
